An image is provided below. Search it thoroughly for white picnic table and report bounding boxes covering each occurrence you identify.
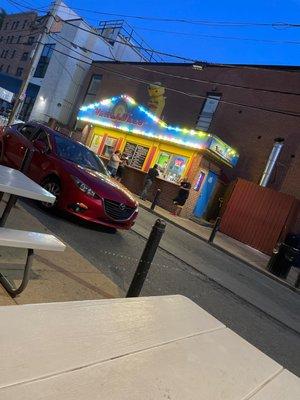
[0,164,55,226]
[0,164,55,203]
[0,295,299,399]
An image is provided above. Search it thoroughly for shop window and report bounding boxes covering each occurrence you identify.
[123,142,149,170]
[83,74,102,105]
[34,44,55,78]
[90,134,103,153]
[156,151,188,183]
[101,136,117,158]
[196,93,221,131]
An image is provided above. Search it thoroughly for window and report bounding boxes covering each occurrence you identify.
[21,52,29,61]
[4,23,9,30]
[14,21,19,30]
[0,65,3,72]
[156,152,188,183]
[9,36,14,43]
[196,93,221,131]
[123,142,149,170]
[101,137,117,158]
[0,36,3,43]
[17,35,22,43]
[6,65,10,74]
[83,75,102,105]
[22,20,28,29]
[89,134,103,153]
[0,50,5,58]
[20,124,37,140]
[6,36,10,43]
[34,44,55,78]
[11,50,16,59]
[27,36,35,45]
[54,134,107,174]
[16,67,23,77]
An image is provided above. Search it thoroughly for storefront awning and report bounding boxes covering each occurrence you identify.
[77,94,239,167]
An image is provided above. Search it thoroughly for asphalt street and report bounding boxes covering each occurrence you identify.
[21,201,300,376]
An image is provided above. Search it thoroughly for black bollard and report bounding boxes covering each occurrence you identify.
[150,188,161,210]
[126,218,166,297]
[208,216,221,244]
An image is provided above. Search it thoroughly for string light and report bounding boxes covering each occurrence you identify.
[78,94,239,165]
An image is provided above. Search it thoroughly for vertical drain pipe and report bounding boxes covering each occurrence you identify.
[259,137,284,187]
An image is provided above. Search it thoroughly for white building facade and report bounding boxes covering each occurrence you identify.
[28,1,152,126]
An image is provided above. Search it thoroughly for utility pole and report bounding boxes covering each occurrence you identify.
[8,1,59,125]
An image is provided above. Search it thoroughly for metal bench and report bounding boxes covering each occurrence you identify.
[0,228,65,296]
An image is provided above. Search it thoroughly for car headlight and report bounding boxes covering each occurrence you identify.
[71,176,98,198]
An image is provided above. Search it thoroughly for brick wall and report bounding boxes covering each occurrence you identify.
[73,62,300,202]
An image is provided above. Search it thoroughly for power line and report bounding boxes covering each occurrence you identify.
[45,39,300,118]
[134,65,300,97]
[17,1,300,29]
[131,26,300,46]
[6,0,300,71]
[51,32,300,97]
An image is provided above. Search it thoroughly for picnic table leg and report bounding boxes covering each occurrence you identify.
[0,249,34,297]
[0,194,18,227]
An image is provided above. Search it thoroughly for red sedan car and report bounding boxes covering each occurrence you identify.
[0,122,138,229]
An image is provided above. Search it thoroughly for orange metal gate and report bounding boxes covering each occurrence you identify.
[220,179,298,255]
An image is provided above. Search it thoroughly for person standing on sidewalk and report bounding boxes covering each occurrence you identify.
[172,177,191,216]
[107,150,121,178]
[140,164,159,201]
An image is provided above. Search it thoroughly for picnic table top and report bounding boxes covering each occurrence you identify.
[0,165,55,203]
[0,295,299,399]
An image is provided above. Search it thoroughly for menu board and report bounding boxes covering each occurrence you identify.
[123,142,149,170]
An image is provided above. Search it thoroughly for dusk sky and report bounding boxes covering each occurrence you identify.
[4,0,300,65]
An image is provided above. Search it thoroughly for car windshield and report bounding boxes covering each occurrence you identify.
[54,134,108,175]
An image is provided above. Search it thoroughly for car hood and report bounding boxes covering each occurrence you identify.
[73,165,137,207]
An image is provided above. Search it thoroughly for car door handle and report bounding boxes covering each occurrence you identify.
[5,134,11,139]
[20,146,25,151]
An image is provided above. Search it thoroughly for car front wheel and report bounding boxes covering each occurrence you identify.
[41,177,61,209]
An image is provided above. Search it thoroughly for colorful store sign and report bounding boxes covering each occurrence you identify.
[77,95,239,167]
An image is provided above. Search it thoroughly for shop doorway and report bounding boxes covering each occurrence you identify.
[193,171,218,218]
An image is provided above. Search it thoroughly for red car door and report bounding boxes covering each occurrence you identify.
[28,128,53,183]
[3,124,37,169]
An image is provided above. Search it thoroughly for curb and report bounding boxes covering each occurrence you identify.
[138,202,299,294]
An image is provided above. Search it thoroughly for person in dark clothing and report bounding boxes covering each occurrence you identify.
[140,164,159,200]
[172,177,191,216]
[116,154,129,182]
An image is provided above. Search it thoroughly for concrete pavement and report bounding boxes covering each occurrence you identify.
[0,200,121,306]
[136,197,299,290]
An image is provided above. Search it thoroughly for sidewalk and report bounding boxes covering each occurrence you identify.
[137,198,299,291]
[0,201,121,307]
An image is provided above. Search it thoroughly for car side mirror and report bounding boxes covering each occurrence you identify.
[34,140,50,154]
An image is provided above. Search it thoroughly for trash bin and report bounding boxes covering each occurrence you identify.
[267,234,300,279]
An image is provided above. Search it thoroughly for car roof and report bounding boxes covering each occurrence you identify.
[27,121,88,149]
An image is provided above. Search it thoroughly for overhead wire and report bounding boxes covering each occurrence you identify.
[5,0,300,71]
[44,36,300,118]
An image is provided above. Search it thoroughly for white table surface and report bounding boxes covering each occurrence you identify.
[0,228,66,251]
[0,295,299,399]
[0,165,55,203]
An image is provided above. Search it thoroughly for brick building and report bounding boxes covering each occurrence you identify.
[0,11,42,78]
[74,61,300,203]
